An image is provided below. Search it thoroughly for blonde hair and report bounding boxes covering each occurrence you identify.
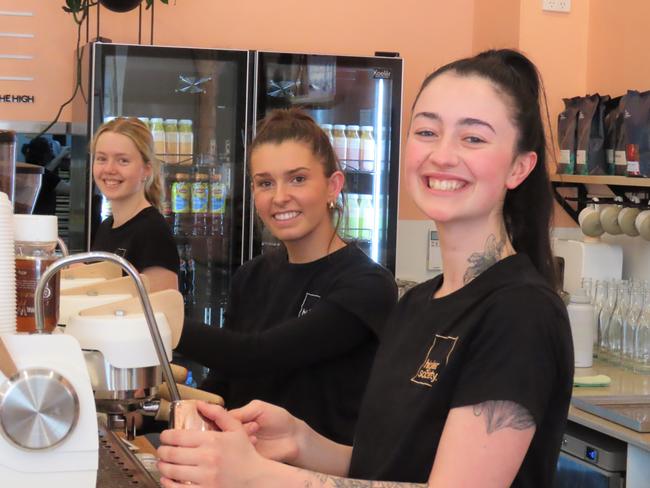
[91,117,163,211]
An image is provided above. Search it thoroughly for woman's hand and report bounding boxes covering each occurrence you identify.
[229,400,301,464]
[157,401,270,488]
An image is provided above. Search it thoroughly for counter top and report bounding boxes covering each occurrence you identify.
[571,361,650,451]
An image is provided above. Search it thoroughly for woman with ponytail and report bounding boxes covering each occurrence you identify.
[91,117,179,292]
[157,50,573,488]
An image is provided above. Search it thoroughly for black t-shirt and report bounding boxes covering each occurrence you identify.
[91,206,179,275]
[176,244,398,444]
[349,254,574,487]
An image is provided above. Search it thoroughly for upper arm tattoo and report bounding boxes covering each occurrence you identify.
[462,234,506,284]
[302,470,426,488]
[472,400,535,434]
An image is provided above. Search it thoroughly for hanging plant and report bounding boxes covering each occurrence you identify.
[62,0,170,22]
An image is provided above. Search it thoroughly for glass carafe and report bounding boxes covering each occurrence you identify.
[606,281,629,365]
[633,287,650,374]
[598,280,617,361]
[622,283,645,368]
[592,280,608,356]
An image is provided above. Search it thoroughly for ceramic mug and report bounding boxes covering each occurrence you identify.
[599,205,623,235]
[618,207,640,236]
[635,210,650,241]
[578,206,604,238]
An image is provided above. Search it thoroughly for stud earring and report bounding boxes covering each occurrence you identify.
[328,201,335,210]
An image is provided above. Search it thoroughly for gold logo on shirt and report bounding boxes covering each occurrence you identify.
[411,334,458,387]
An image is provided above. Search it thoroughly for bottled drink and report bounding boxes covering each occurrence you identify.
[606,281,629,365]
[151,118,166,159]
[172,173,191,236]
[346,193,360,239]
[138,117,150,129]
[178,119,194,165]
[185,243,196,312]
[359,194,374,241]
[622,283,645,368]
[321,123,334,146]
[345,125,360,170]
[333,124,347,169]
[164,119,179,164]
[209,171,226,237]
[177,244,188,297]
[14,215,59,333]
[359,126,375,172]
[191,170,210,236]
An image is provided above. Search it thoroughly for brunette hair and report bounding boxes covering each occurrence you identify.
[91,117,163,211]
[412,49,557,288]
[249,108,345,227]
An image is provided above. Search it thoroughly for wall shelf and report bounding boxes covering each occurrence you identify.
[550,174,650,224]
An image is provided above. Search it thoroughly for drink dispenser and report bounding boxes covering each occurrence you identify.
[0,130,16,204]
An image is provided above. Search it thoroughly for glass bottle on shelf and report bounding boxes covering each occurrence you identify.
[606,280,629,365]
[178,119,194,165]
[191,169,210,237]
[622,282,645,368]
[592,280,608,357]
[346,193,360,239]
[634,286,650,374]
[151,118,166,160]
[209,171,226,237]
[333,124,347,169]
[598,280,617,361]
[171,173,191,236]
[359,194,374,241]
[164,119,179,164]
[345,125,360,170]
[321,124,334,146]
[359,126,375,172]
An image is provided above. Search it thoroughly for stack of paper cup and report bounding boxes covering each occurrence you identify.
[0,192,15,333]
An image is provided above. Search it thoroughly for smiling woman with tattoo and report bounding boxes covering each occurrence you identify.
[156,49,574,488]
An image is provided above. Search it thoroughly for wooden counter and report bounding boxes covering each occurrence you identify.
[571,361,650,451]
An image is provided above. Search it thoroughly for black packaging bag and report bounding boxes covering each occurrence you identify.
[603,96,621,175]
[557,97,580,174]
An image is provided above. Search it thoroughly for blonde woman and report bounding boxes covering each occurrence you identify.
[91,117,179,292]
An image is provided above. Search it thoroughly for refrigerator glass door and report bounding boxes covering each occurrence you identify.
[86,43,249,327]
[253,52,401,273]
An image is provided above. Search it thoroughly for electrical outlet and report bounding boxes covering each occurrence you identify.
[542,0,571,12]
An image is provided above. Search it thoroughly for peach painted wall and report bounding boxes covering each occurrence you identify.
[1,0,476,221]
[472,0,520,53]
[0,1,76,122]
[587,0,650,95]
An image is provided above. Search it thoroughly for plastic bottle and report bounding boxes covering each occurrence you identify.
[345,125,360,170]
[164,119,179,164]
[359,194,374,241]
[346,193,360,239]
[178,119,194,165]
[191,169,210,236]
[151,118,166,159]
[567,289,595,367]
[172,173,191,236]
[14,214,60,333]
[209,171,226,237]
[359,126,375,172]
[321,124,334,146]
[333,124,347,169]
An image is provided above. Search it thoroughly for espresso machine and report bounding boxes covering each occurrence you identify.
[0,251,184,487]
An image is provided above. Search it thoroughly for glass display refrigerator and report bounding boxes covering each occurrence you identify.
[70,42,251,330]
[252,51,402,273]
[69,44,402,340]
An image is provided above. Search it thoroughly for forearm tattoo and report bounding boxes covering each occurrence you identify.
[472,400,535,434]
[300,470,426,488]
[463,234,506,284]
